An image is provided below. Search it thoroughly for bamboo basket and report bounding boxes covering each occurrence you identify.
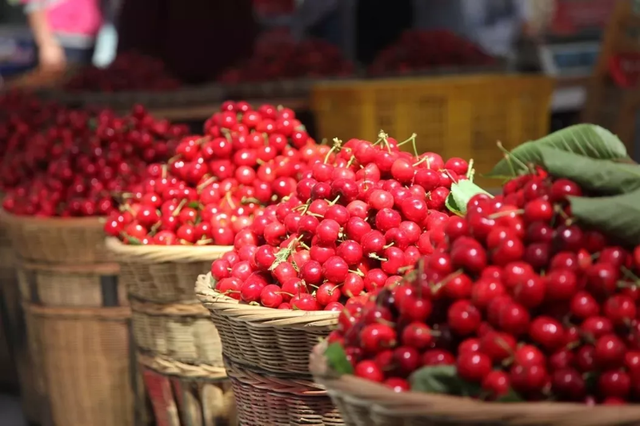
[310,342,640,426]
[195,273,337,375]
[14,258,138,426]
[0,225,17,390]
[223,356,342,426]
[106,238,234,426]
[105,238,231,303]
[0,272,43,424]
[0,210,109,264]
[28,304,134,426]
[138,353,234,426]
[196,273,343,425]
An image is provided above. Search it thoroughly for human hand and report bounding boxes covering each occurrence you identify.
[38,41,66,72]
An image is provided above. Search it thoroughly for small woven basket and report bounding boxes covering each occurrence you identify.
[196,273,344,425]
[106,238,234,425]
[224,356,343,426]
[310,342,640,426]
[195,273,338,375]
[138,353,234,426]
[0,210,108,264]
[105,238,231,303]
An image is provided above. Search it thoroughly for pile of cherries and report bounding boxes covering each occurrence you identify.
[368,30,496,77]
[0,91,62,161]
[64,52,181,93]
[218,38,354,84]
[331,168,640,404]
[210,133,470,311]
[1,104,188,217]
[105,101,325,245]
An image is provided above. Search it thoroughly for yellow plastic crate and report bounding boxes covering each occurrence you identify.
[311,75,554,188]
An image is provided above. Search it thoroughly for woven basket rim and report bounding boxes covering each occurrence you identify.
[17,260,119,274]
[105,237,233,263]
[309,342,640,425]
[195,273,338,328]
[0,209,105,228]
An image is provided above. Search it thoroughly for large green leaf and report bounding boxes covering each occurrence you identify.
[410,365,480,397]
[324,343,353,375]
[538,147,640,195]
[569,189,640,246]
[445,180,493,216]
[488,124,629,178]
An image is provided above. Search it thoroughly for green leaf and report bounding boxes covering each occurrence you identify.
[446,180,493,216]
[496,388,524,403]
[324,343,353,375]
[569,189,640,246]
[410,365,481,397]
[488,124,629,178]
[538,147,640,195]
[188,201,201,209]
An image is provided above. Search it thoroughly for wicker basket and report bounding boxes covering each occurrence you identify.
[196,273,343,425]
[310,342,640,426]
[0,225,17,390]
[138,353,233,426]
[15,261,126,307]
[28,303,134,426]
[224,356,342,426]
[195,273,337,375]
[105,238,231,303]
[106,238,234,426]
[0,275,43,424]
[0,210,109,264]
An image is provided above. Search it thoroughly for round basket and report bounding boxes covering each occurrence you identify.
[105,237,231,303]
[138,353,234,426]
[0,210,108,264]
[28,304,134,426]
[195,273,338,375]
[15,261,125,307]
[310,343,640,426]
[224,356,342,426]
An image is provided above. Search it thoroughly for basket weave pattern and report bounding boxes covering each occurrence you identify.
[225,356,343,426]
[196,273,338,375]
[0,211,109,263]
[310,343,640,426]
[29,305,134,426]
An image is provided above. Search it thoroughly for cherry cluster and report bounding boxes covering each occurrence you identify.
[218,38,353,84]
[210,134,470,311]
[368,30,496,77]
[331,169,640,404]
[105,101,325,245]
[1,104,188,217]
[0,91,62,161]
[64,52,181,93]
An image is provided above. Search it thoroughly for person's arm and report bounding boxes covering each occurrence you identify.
[25,1,66,70]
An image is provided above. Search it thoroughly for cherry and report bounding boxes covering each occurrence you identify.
[513,345,545,367]
[482,371,510,398]
[354,360,384,382]
[599,371,631,399]
[457,352,492,382]
[510,364,548,394]
[594,334,626,368]
[448,300,481,336]
[529,317,565,350]
[552,368,586,401]
[421,349,455,366]
[545,270,578,301]
[360,323,397,353]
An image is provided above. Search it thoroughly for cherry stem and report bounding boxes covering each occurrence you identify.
[328,195,341,206]
[349,268,365,277]
[621,266,640,283]
[496,141,524,177]
[378,131,392,153]
[487,209,524,220]
[398,133,419,157]
[197,175,216,192]
[368,253,388,262]
[196,238,213,245]
[172,199,187,217]
[466,159,475,181]
[383,242,395,249]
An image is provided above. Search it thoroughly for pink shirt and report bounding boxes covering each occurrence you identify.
[23,0,103,46]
